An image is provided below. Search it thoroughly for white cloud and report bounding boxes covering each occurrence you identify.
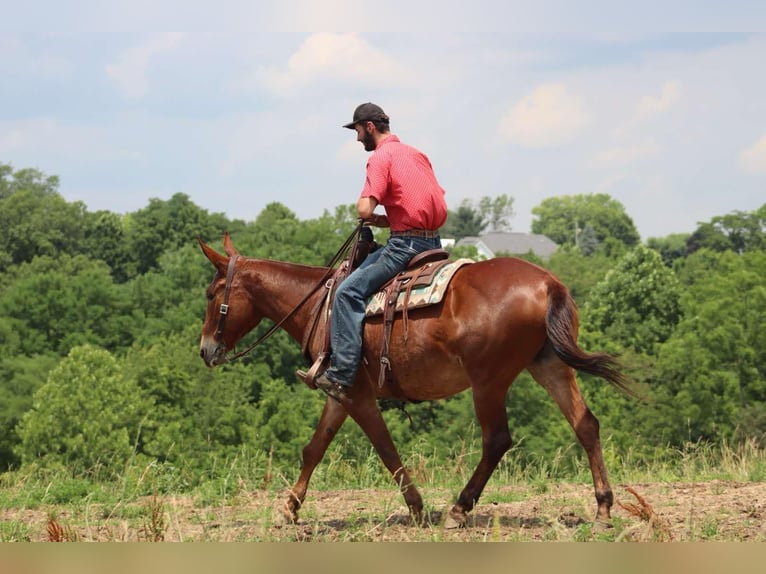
[739,134,766,174]
[637,80,682,117]
[593,141,661,167]
[498,83,591,148]
[258,33,406,96]
[617,80,682,134]
[106,33,185,98]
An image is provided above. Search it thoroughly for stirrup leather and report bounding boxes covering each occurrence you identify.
[296,353,329,390]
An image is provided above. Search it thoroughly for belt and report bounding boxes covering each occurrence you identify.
[390,229,440,239]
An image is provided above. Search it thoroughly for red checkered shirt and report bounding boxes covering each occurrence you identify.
[360,135,447,232]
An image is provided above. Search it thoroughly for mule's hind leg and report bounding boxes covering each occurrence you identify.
[282,398,348,523]
[527,355,613,522]
[447,384,513,528]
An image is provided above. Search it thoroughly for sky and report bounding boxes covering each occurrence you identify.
[2,7,766,240]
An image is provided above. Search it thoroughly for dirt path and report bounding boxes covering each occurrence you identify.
[4,481,765,541]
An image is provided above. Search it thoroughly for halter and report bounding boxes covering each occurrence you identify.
[213,221,365,362]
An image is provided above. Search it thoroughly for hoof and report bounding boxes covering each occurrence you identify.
[444,508,466,529]
[273,500,299,528]
[592,517,613,532]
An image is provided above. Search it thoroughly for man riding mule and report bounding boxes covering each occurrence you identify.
[314,102,448,403]
[198,227,633,527]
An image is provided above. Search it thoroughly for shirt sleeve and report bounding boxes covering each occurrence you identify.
[360,150,390,202]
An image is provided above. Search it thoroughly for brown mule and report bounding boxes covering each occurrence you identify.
[198,233,632,527]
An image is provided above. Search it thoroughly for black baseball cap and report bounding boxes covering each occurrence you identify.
[343,102,390,129]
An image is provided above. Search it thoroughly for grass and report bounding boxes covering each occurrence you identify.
[1,438,765,541]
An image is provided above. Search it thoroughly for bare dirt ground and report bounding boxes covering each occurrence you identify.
[6,480,766,542]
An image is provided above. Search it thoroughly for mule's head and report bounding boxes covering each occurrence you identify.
[198,234,262,367]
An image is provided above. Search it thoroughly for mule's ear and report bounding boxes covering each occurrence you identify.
[223,232,240,257]
[197,237,228,272]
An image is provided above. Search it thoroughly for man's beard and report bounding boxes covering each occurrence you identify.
[362,131,376,151]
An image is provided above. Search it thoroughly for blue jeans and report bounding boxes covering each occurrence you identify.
[325,234,442,387]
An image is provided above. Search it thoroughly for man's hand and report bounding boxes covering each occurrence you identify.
[357,196,388,227]
[370,213,389,228]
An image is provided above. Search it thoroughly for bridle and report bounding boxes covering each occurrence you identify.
[212,221,365,362]
[214,253,239,341]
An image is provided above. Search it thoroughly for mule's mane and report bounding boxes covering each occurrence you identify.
[238,256,330,274]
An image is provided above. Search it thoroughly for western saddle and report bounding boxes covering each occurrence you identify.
[297,245,450,392]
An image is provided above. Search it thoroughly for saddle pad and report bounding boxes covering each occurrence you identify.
[365,258,474,317]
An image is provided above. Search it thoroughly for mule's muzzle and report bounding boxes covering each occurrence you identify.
[199,338,229,367]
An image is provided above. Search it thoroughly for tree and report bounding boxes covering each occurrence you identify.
[250,377,323,463]
[647,233,690,267]
[686,204,766,255]
[441,201,487,240]
[124,192,232,276]
[0,254,136,355]
[234,202,358,266]
[83,210,131,282]
[577,224,600,256]
[0,163,59,200]
[478,194,514,232]
[440,195,514,240]
[0,187,88,273]
[531,194,640,250]
[122,328,260,468]
[581,244,681,356]
[543,246,618,305]
[0,353,59,470]
[648,249,766,446]
[17,345,149,476]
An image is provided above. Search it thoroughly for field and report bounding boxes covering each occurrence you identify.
[2,441,765,542]
[5,481,766,542]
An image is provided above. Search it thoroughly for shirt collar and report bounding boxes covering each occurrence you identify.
[375,134,399,149]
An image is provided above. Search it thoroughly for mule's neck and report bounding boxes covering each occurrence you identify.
[239,258,330,343]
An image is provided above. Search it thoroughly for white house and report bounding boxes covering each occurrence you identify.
[455,232,558,260]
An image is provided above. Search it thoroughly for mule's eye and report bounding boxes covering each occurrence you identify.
[206,292,215,301]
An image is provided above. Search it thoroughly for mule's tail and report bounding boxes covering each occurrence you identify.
[546,282,635,397]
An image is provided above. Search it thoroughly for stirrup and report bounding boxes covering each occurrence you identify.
[295,353,329,390]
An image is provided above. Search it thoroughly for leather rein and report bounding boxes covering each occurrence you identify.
[214,221,364,363]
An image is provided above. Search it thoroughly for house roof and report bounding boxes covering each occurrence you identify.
[456,232,558,259]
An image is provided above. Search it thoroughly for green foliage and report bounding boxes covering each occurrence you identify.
[122,328,259,468]
[543,245,618,304]
[446,243,483,261]
[444,201,487,239]
[647,233,690,267]
[83,210,131,282]
[0,254,136,355]
[653,249,766,444]
[686,204,766,255]
[17,345,149,477]
[440,195,515,240]
[124,192,232,276]
[531,193,640,249]
[251,378,323,464]
[0,184,87,273]
[478,194,515,232]
[581,244,681,356]
[0,354,59,470]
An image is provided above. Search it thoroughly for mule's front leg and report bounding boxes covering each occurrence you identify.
[282,398,347,523]
[347,397,425,524]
